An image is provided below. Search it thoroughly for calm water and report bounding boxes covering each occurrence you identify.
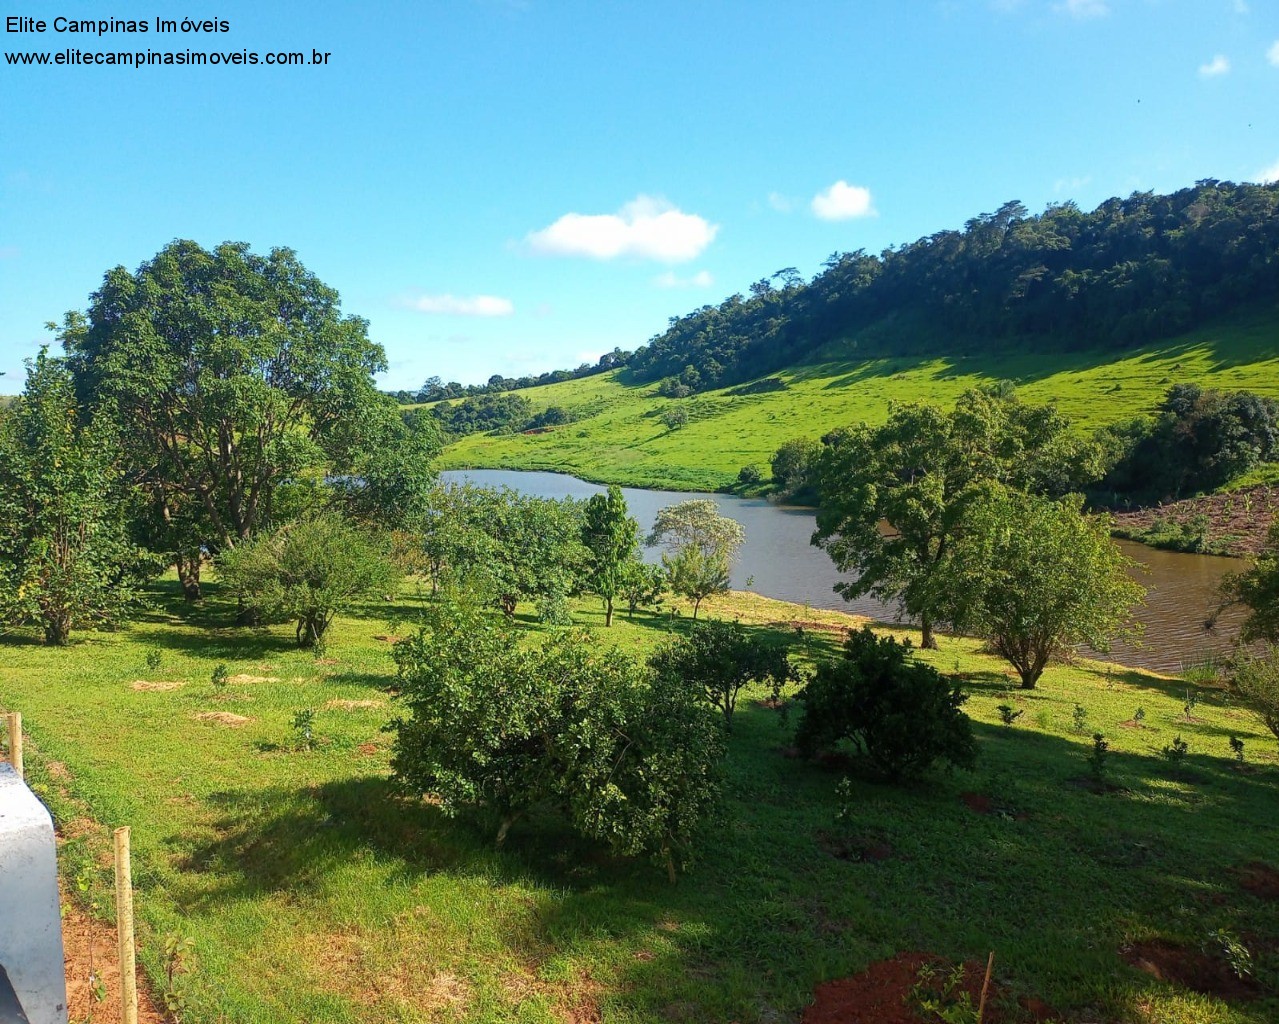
[441,469,1248,673]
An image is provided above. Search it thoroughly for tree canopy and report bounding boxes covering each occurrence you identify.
[811,387,1099,648]
[647,500,745,619]
[61,240,426,557]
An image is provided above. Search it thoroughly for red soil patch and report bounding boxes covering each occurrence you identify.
[1111,484,1279,557]
[1119,719,1153,730]
[61,886,168,1023]
[1238,861,1279,900]
[754,696,788,710]
[1122,939,1261,1000]
[961,792,994,815]
[356,742,380,756]
[802,952,1054,1024]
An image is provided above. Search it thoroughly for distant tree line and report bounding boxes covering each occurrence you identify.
[384,348,632,406]
[628,181,1279,390]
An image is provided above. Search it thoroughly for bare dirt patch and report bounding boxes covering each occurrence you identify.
[356,742,381,756]
[227,674,279,685]
[1122,938,1262,1000]
[323,698,386,711]
[802,952,1054,1023]
[1237,861,1279,900]
[1111,484,1278,557]
[815,829,894,863]
[372,634,403,643]
[769,619,849,635]
[61,887,168,1024]
[129,679,185,692]
[193,711,253,726]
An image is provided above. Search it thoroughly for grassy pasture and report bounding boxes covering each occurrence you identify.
[2,578,1279,1022]
[436,310,1279,492]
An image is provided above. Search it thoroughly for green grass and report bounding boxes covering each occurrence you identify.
[3,580,1279,1022]
[436,309,1279,492]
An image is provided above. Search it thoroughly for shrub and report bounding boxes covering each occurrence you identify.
[650,618,795,730]
[389,602,725,877]
[736,463,763,486]
[794,627,977,781]
[1230,646,1279,742]
[218,512,399,647]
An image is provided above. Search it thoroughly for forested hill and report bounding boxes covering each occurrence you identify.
[628,180,1279,392]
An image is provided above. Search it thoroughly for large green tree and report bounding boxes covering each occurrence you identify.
[946,486,1145,688]
[0,352,155,644]
[582,485,640,627]
[811,387,1099,648]
[59,241,432,579]
[647,499,745,620]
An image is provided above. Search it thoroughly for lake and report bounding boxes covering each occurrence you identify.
[441,468,1248,674]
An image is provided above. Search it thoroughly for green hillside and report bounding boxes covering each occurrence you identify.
[438,309,1279,492]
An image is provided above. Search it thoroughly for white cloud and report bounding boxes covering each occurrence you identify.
[1267,40,1279,66]
[526,195,718,262]
[811,180,876,221]
[402,293,514,317]
[654,269,714,289]
[1256,157,1279,184]
[768,191,795,213]
[1199,54,1231,77]
[1055,0,1109,18]
[1053,175,1092,194]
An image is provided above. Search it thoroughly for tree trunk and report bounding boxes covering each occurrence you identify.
[175,551,202,601]
[692,596,702,620]
[605,598,614,627]
[235,598,260,627]
[920,612,938,650]
[43,611,71,646]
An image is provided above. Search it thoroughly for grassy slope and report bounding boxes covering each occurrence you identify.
[437,310,1279,492]
[3,580,1279,1023]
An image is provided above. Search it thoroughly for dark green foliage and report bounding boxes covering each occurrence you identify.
[650,618,795,730]
[388,603,725,877]
[1162,735,1189,764]
[997,704,1023,726]
[524,405,574,430]
[62,240,395,550]
[415,484,588,615]
[1097,385,1279,501]
[1226,520,1279,644]
[769,438,821,500]
[812,387,1100,649]
[582,486,641,627]
[429,393,533,436]
[1087,733,1110,785]
[617,560,666,618]
[946,487,1144,688]
[794,627,977,781]
[1230,645,1279,742]
[0,351,157,644]
[660,405,689,431]
[736,464,763,486]
[628,182,1279,390]
[217,512,399,647]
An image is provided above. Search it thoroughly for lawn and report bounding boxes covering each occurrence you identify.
[436,309,1279,492]
[3,578,1279,1023]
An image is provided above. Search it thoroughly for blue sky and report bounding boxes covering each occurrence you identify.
[2,0,1277,393]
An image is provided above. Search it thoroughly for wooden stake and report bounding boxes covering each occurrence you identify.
[114,826,138,1024]
[4,711,20,779]
[977,950,995,1023]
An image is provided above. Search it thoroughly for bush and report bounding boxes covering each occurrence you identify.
[389,602,725,878]
[736,463,763,486]
[218,512,399,646]
[650,618,795,730]
[794,627,977,781]
[1231,645,1279,742]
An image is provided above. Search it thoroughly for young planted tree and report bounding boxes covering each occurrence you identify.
[618,559,666,618]
[389,602,725,878]
[0,352,155,644]
[582,485,640,626]
[946,486,1144,688]
[1230,646,1279,743]
[217,512,399,647]
[647,499,745,619]
[650,618,795,730]
[812,387,1099,648]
